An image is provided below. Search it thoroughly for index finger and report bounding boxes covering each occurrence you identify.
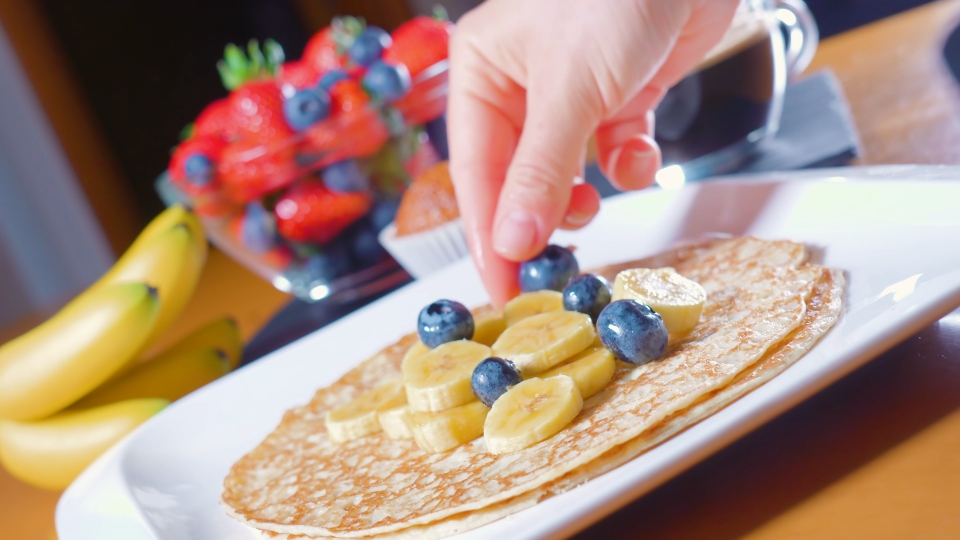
[447,51,525,307]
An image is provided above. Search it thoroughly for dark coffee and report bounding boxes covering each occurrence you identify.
[654,15,781,174]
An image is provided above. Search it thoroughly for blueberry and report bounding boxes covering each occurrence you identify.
[241,202,277,253]
[563,273,611,321]
[322,159,369,192]
[184,154,213,186]
[596,299,668,365]
[349,27,391,66]
[471,357,522,407]
[418,299,474,348]
[370,198,400,232]
[362,60,411,102]
[518,245,579,292]
[317,69,350,91]
[283,88,330,132]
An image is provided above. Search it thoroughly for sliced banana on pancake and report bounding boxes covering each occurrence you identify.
[401,340,430,370]
[378,404,414,439]
[472,311,507,346]
[503,290,563,326]
[612,267,706,336]
[411,400,489,453]
[325,378,407,443]
[492,311,595,375]
[540,345,615,400]
[403,340,491,412]
[484,375,583,454]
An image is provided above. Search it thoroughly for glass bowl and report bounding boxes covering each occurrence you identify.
[156,61,449,303]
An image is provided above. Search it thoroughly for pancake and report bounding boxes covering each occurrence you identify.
[252,266,843,540]
[223,237,839,538]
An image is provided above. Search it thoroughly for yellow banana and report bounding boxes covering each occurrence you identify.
[145,316,243,370]
[0,398,168,491]
[0,283,160,421]
[91,223,207,351]
[69,347,230,410]
[114,204,205,259]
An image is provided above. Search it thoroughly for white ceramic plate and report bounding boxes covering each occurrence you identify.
[57,165,960,540]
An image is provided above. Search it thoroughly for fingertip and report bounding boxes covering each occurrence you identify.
[559,182,601,230]
[601,134,661,191]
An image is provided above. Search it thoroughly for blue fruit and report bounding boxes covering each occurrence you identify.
[349,27,391,66]
[370,199,400,232]
[418,299,474,348]
[241,202,277,253]
[362,60,411,102]
[283,88,330,131]
[184,154,214,186]
[471,357,522,407]
[518,245,580,292]
[563,273,611,321]
[322,159,369,192]
[596,299,668,365]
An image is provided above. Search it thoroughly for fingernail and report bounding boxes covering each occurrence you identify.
[615,135,660,189]
[493,211,538,259]
[563,211,593,228]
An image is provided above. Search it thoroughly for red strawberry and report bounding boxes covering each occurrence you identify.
[383,16,453,77]
[302,27,346,74]
[328,79,370,115]
[168,135,226,195]
[278,60,319,90]
[194,99,238,140]
[274,180,371,244]
[218,138,298,203]
[302,107,389,164]
[228,80,293,142]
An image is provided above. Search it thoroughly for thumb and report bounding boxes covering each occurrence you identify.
[492,89,596,261]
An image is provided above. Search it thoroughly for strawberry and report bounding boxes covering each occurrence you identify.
[194,99,238,141]
[302,107,389,164]
[228,80,293,142]
[218,137,298,203]
[302,27,344,74]
[382,16,453,77]
[328,79,370,115]
[168,135,226,195]
[274,180,372,244]
[278,60,319,90]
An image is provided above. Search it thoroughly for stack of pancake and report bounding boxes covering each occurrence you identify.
[221,236,844,539]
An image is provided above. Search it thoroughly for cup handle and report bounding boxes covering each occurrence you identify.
[775,0,820,77]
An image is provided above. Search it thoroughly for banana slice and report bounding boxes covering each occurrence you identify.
[472,311,507,346]
[503,290,563,326]
[401,340,430,370]
[325,378,407,443]
[484,375,583,454]
[378,404,414,439]
[540,346,615,400]
[403,340,492,412]
[492,311,595,375]
[612,267,706,336]
[411,400,489,453]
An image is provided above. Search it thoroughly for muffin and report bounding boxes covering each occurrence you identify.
[378,161,469,278]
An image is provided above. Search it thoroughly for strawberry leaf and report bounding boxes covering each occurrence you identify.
[263,39,286,74]
[432,5,450,21]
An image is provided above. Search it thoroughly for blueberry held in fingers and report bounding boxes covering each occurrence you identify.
[518,245,579,293]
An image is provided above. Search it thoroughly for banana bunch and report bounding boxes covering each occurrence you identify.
[0,205,244,491]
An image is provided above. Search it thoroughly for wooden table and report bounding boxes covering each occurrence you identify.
[6,1,960,537]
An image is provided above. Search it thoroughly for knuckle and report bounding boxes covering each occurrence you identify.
[506,160,567,204]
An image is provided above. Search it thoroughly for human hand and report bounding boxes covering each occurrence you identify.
[447,0,739,307]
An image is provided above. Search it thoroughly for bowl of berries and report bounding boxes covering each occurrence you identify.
[156,10,453,303]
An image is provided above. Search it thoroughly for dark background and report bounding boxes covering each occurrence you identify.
[39,0,934,222]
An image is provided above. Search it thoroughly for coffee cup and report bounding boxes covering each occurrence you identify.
[653,0,819,184]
